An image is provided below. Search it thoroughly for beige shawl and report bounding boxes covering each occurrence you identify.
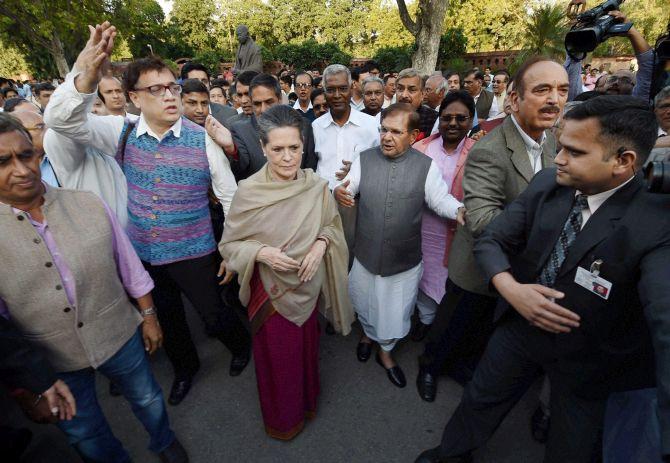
[219,165,353,335]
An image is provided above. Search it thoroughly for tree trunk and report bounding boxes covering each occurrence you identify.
[396,0,449,75]
[50,33,70,77]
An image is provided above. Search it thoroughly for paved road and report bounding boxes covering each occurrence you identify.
[5,306,545,463]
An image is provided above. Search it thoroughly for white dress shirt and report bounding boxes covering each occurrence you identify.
[487,91,506,120]
[44,70,237,215]
[510,115,547,174]
[43,71,130,226]
[312,109,380,190]
[578,175,635,228]
[339,155,463,220]
[293,99,313,111]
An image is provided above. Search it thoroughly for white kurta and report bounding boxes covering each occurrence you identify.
[349,259,423,342]
[341,155,463,342]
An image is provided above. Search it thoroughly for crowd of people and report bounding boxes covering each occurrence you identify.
[1,10,670,463]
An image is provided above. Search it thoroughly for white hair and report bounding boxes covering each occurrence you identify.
[323,64,352,86]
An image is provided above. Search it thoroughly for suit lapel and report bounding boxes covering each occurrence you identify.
[503,118,534,183]
[557,175,643,279]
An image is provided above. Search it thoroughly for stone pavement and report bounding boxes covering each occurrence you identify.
[5,307,545,463]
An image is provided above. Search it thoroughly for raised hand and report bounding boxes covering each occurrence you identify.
[206,115,236,155]
[74,22,117,93]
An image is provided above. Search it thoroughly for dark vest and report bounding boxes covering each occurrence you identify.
[355,147,432,277]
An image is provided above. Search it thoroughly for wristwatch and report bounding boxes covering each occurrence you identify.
[140,307,157,317]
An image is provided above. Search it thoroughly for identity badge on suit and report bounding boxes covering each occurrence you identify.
[448,115,556,296]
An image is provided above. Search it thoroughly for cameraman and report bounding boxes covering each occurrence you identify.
[565,10,654,102]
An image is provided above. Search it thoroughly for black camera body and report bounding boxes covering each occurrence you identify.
[565,0,633,60]
[645,161,670,194]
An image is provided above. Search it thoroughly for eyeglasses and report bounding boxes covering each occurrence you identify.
[656,103,670,112]
[324,86,350,95]
[313,104,327,110]
[440,115,470,124]
[296,83,312,89]
[605,76,633,85]
[133,83,182,97]
[379,126,407,136]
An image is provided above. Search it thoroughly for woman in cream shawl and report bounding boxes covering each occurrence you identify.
[219,105,352,440]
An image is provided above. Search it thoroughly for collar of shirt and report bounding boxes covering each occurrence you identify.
[659,126,667,137]
[136,114,182,141]
[510,115,546,154]
[315,108,366,130]
[293,99,313,111]
[577,175,635,215]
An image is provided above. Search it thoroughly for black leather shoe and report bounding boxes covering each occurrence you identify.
[415,447,473,463]
[375,353,406,388]
[325,322,336,335]
[530,404,551,443]
[416,366,437,402]
[168,377,193,406]
[412,321,432,342]
[229,352,250,377]
[109,381,122,397]
[356,341,373,362]
[159,438,189,463]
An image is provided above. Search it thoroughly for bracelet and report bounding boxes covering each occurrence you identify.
[140,307,157,317]
[316,237,329,248]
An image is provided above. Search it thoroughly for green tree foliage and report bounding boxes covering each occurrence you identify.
[0,0,111,76]
[444,0,527,52]
[274,40,351,70]
[522,4,567,59]
[193,50,234,76]
[438,27,468,63]
[592,0,668,56]
[0,38,32,78]
[170,0,217,51]
[372,46,413,73]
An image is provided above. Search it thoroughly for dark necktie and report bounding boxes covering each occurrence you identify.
[537,194,589,288]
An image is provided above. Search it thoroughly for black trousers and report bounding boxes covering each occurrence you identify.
[144,252,251,378]
[438,317,606,463]
[421,279,498,378]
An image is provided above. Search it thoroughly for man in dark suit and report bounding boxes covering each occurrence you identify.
[207,73,317,181]
[417,57,569,403]
[416,96,670,463]
[464,70,494,120]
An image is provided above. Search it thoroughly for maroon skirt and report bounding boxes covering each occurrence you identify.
[249,268,320,440]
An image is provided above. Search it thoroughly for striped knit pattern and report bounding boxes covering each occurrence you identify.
[116,117,215,265]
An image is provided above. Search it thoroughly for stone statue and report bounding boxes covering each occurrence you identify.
[234,25,263,75]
